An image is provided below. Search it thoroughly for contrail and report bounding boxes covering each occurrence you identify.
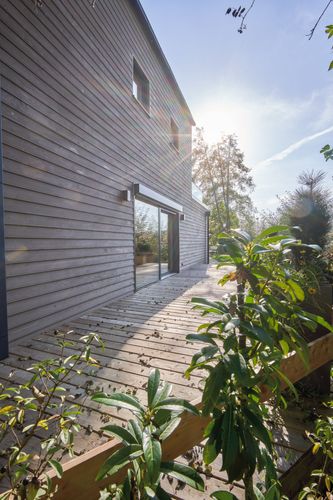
[255,125,333,169]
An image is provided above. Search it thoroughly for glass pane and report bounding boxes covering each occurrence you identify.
[160,211,169,276]
[135,200,159,288]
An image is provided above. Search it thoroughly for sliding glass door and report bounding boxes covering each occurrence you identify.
[135,200,178,289]
[160,211,170,277]
[135,200,159,288]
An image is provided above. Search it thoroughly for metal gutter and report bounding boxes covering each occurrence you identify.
[0,85,8,360]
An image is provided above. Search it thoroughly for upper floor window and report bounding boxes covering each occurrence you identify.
[133,59,150,112]
[170,118,179,151]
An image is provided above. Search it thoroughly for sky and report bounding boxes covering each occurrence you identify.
[140,0,333,211]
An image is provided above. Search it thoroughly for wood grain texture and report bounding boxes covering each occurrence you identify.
[48,331,333,499]
[0,0,208,341]
[1,264,331,498]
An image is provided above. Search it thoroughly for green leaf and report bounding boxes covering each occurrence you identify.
[186,333,218,346]
[218,273,233,287]
[273,366,299,401]
[301,311,333,332]
[211,492,239,500]
[218,239,244,265]
[252,244,272,255]
[96,444,142,481]
[240,426,258,477]
[190,345,219,368]
[221,405,239,470]
[203,438,219,465]
[151,381,173,407]
[101,424,138,444]
[155,486,172,500]
[148,369,160,408]
[242,323,273,348]
[48,459,63,479]
[326,25,333,37]
[265,484,281,500]
[329,60,333,71]
[243,408,272,452]
[191,297,228,314]
[202,363,226,415]
[261,234,294,245]
[287,279,305,301]
[122,470,133,499]
[154,398,199,415]
[159,417,181,441]
[143,432,162,484]
[253,485,265,500]
[127,419,143,444]
[160,461,204,491]
[231,228,251,243]
[254,225,290,243]
[279,339,289,356]
[203,413,223,464]
[225,353,252,387]
[92,392,145,413]
[145,486,157,498]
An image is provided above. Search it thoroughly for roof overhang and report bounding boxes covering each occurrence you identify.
[134,183,183,213]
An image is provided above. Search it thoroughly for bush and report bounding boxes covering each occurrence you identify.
[0,331,103,500]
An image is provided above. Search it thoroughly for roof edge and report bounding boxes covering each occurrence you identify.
[129,0,196,126]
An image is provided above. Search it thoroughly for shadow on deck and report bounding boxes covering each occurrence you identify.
[0,262,320,498]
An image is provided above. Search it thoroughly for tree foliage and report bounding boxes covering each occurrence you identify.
[192,129,255,240]
[186,226,333,499]
[279,170,332,250]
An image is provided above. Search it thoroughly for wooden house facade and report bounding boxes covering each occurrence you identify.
[0,0,209,357]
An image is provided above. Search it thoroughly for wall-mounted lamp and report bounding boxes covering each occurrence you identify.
[121,189,132,202]
[179,213,186,221]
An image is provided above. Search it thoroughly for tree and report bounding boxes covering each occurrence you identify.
[278,170,332,249]
[192,129,254,239]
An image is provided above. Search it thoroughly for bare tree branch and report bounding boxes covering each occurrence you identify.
[307,0,333,40]
[239,0,256,34]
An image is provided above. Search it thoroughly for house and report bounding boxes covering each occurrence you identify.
[0,0,209,359]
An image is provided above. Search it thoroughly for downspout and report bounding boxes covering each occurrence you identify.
[0,82,8,359]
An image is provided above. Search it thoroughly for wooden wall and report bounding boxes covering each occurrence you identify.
[0,0,208,342]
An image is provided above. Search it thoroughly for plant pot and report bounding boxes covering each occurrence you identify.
[135,252,154,266]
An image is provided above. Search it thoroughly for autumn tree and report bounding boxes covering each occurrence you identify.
[192,129,254,239]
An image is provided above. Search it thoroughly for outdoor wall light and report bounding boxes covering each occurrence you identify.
[121,189,132,202]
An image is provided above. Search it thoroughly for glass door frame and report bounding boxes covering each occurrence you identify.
[134,197,179,291]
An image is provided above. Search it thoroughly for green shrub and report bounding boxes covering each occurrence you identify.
[0,331,103,500]
[93,369,204,499]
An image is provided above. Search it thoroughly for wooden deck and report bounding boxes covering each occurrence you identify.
[0,263,329,498]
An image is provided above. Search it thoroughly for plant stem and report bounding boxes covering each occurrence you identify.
[315,454,328,498]
[244,473,256,500]
[237,280,246,349]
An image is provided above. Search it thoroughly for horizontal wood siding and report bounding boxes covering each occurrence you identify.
[0,0,207,342]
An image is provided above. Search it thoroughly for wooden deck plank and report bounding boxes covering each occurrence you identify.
[1,263,331,499]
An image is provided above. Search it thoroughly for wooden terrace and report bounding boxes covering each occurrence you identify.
[0,263,332,499]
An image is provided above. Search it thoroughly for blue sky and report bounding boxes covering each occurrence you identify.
[140,0,333,210]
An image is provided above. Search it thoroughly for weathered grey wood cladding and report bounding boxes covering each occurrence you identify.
[0,0,208,342]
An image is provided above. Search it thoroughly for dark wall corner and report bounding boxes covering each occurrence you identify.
[0,83,9,359]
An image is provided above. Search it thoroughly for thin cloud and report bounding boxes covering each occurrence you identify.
[255,125,333,169]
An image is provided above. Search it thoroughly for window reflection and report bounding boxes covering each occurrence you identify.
[135,200,159,288]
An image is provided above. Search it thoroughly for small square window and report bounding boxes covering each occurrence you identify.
[170,118,179,150]
[133,59,150,112]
